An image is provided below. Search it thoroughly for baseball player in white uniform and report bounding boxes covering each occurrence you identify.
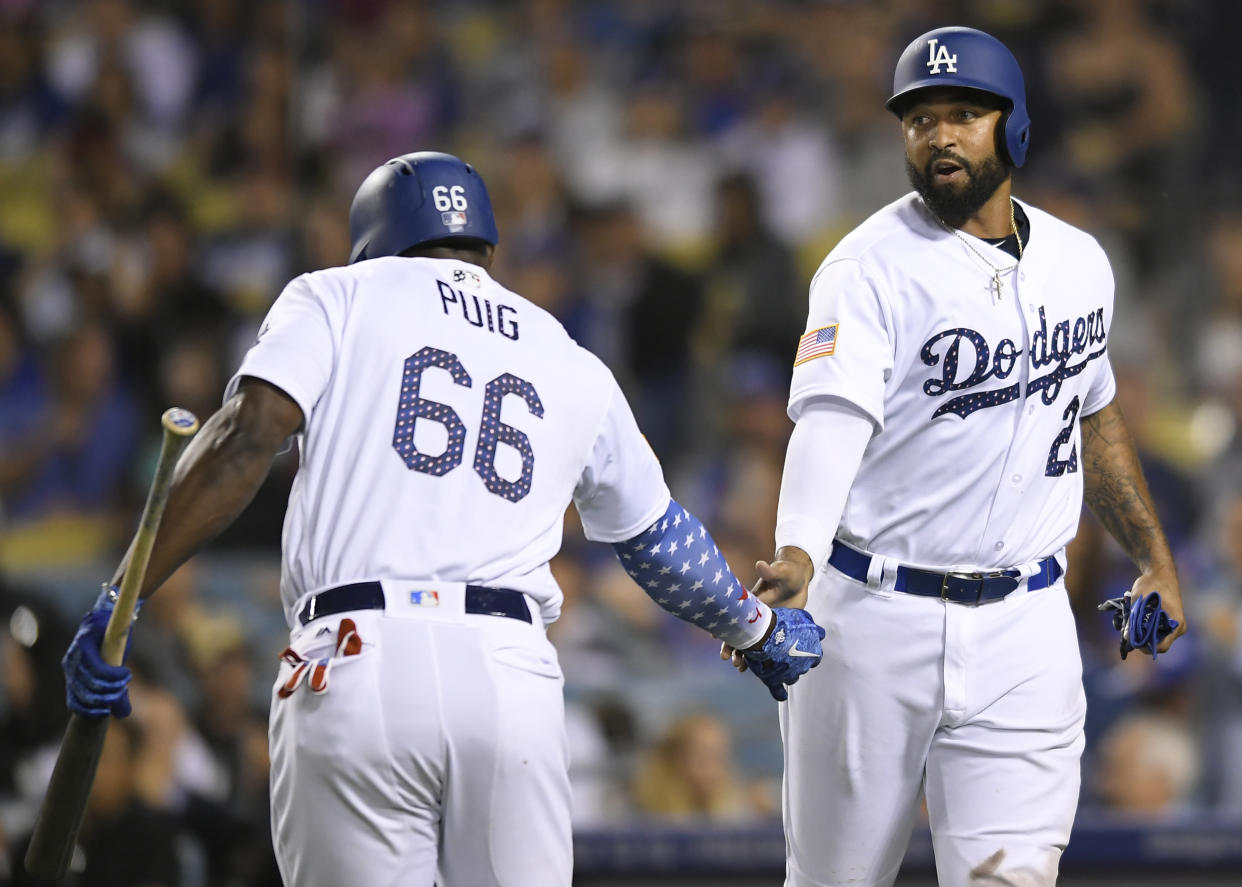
[58,152,826,886]
[726,27,1188,887]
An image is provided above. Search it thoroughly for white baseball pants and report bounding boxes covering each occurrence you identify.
[781,564,1086,887]
[268,585,571,887]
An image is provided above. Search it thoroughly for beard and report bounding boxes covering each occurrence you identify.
[906,151,1010,227]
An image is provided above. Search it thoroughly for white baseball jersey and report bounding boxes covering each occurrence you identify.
[227,256,670,626]
[790,193,1115,570]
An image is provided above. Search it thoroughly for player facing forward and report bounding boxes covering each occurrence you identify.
[728,26,1187,887]
[59,152,825,886]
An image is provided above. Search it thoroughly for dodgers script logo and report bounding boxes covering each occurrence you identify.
[920,306,1107,419]
[926,38,957,74]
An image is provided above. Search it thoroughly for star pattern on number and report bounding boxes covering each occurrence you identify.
[473,373,544,502]
[612,501,763,646]
[393,347,472,475]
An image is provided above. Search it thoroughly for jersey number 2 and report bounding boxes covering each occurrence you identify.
[392,346,544,502]
[1045,395,1080,477]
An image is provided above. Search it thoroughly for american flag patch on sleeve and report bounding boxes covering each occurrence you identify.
[794,324,839,366]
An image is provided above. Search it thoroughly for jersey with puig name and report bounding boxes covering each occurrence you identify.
[227,257,670,626]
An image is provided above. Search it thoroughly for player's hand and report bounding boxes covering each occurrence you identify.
[1097,565,1184,661]
[721,548,814,671]
[62,587,139,719]
[752,547,815,608]
[1131,565,1186,655]
[735,608,826,701]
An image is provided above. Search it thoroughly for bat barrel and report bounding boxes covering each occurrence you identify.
[23,406,200,879]
[23,715,110,879]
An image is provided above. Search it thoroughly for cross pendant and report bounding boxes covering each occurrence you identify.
[993,270,1004,299]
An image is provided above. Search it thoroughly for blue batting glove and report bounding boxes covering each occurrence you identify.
[62,586,140,719]
[1098,590,1178,661]
[742,608,826,701]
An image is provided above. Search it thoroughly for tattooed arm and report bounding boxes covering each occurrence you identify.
[1080,400,1186,652]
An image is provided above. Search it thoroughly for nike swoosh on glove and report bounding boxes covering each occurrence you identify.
[742,608,826,701]
[1097,590,1178,661]
[62,587,140,718]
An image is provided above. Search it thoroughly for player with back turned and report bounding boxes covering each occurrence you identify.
[725,26,1188,887]
[56,152,826,886]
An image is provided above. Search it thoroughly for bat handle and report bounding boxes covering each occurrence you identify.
[23,715,110,879]
[100,408,198,663]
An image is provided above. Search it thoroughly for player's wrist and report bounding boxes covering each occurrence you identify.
[742,609,777,653]
[775,546,815,588]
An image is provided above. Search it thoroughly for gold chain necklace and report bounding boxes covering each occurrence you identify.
[943,199,1023,299]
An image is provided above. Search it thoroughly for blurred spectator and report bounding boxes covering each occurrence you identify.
[0,322,137,541]
[327,5,452,197]
[540,38,626,206]
[128,560,206,710]
[1193,489,1242,813]
[677,352,791,560]
[0,13,64,163]
[548,520,672,688]
[680,23,748,137]
[719,69,843,250]
[632,712,771,821]
[573,202,703,461]
[564,696,631,826]
[180,616,280,885]
[1041,0,1200,270]
[1093,710,1202,819]
[490,135,571,270]
[0,583,71,868]
[798,3,907,228]
[11,717,181,886]
[614,76,720,254]
[698,172,801,370]
[109,193,235,417]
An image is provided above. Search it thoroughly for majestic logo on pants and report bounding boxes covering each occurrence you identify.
[919,306,1107,419]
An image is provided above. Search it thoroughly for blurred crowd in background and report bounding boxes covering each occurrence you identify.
[1,0,1241,883]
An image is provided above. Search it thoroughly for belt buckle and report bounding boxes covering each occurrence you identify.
[940,570,1010,604]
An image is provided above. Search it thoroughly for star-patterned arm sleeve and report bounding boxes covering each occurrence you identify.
[611,499,772,650]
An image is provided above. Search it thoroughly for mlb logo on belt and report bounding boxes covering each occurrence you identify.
[441,211,468,230]
[794,324,839,366]
[410,590,441,607]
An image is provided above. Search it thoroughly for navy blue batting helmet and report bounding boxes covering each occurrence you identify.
[348,151,499,264]
[886,26,1031,168]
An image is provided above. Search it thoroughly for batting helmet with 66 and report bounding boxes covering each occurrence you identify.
[886,26,1031,168]
[349,151,499,264]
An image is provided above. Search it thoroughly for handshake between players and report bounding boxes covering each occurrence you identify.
[719,545,824,699]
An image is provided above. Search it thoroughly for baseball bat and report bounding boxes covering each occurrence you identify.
[24,407,200,880]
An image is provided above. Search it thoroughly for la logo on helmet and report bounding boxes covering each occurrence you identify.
[926,38,957,74]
